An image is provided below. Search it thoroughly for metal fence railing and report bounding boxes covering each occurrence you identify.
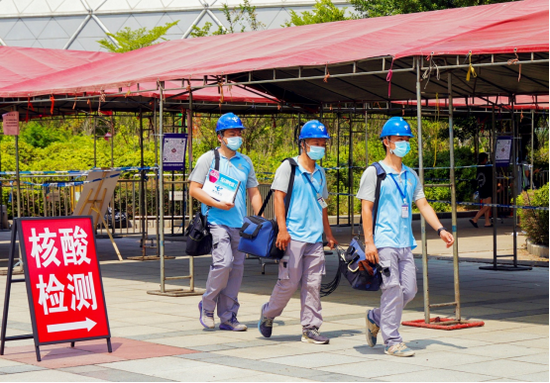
[0,174,190,238]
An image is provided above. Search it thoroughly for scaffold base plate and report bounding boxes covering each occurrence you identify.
[479,265,532,271]
[127,256,175,261]
[402,317,485,330]
[147,288,205,297]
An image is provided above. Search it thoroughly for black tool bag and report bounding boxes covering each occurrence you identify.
[238,158,298,259]
[184,208,212,256]
[338,238,384,291]
[320,163,388,296]
[184,149,220,256]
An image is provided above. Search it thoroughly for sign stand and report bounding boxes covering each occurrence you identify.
[0,217,112,362]
[73,170,122,261]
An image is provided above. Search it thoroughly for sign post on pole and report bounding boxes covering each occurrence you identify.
[0,216,111,361]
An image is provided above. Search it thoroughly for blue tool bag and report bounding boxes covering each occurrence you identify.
[238,158,297,259]
[238,216,280,258]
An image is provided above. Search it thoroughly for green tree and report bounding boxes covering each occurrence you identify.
[20,121,68,149]
[349,0,516,18]
[283,0,351,27]
[97,21,179,53]
[190,1,264,38]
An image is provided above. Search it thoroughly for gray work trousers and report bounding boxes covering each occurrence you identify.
[263,240,325,329]
[202,225,245,323]
[371,247,417,347]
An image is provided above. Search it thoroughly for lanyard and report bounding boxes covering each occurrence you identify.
[389,172,408,202]
[304,172,322,195]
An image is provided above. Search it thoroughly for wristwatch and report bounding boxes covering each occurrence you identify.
[437,227,448,237]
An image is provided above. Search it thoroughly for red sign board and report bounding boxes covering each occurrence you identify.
[18,217,110,345]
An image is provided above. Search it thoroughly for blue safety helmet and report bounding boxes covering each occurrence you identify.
[216,112,245,133]
[380,117,414,138]
[298,120,330,140]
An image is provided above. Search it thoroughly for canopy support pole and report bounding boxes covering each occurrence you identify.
[448,73,461,321]
[93,116,97,168]
[349,113,353,232]
[530,109,534,190]
[15,135,21,219]
[492,106,498,268]
[480,99,531,272]
[415,58,430,324]
[403,69,484,330]
[364,103,368,165]
[159,84,166,293]
[512,98,518,266]
[336,113,340,226]
[148,87,203,297]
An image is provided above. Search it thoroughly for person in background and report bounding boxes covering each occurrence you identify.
[189,113,263,331]
[258,120,337,345]
[357,117,455,357]
[470,152,494,228]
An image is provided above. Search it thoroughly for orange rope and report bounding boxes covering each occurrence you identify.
[49,95,55,114]
[323,63,330,83]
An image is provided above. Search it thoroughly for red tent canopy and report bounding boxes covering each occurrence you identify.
[0,0,546,99]
[0,46,116,90]
[106,80,277,104]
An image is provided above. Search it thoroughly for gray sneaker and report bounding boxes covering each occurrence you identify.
[198,301,215,329]
[220,314,248,331]
[366,309,379,347]
[258,302,273,338]
[385,342,415,357]
[301,327,329,344]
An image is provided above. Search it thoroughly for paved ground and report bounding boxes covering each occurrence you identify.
[0,217,547,382]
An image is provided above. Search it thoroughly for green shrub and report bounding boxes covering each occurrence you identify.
[517,183,549,246]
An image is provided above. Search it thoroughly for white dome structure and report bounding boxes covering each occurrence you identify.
[0,0,348,51]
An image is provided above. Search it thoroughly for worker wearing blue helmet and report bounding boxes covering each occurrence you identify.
[357,117,454,357]
[189,112,263,331]
[259,120,338,345]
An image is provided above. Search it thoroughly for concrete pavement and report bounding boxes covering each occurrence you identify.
[0,217,546,382]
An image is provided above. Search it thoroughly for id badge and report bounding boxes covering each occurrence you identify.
[401,204,409,218]
[317,194,328,209]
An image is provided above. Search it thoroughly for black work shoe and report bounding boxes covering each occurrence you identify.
[258,302,273,338]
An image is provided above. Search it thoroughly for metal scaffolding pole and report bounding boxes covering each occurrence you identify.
[403,64,484,330]
[158,84,166,293]
[336,113,340,226]
[14,135,21,219]
[447,73,461,321]
[148,86,202,297]
[480,101,531,271]
[364,103,369,165]
[348,113,353,230]
[530,109,535,190]
[511,99,518,267]
[187,91,194,235]
[416,58,430,323]
[492,107,498,268]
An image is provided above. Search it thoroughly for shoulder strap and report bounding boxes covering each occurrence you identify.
[371,162,386,234]
[213,148,220,171]
[359,162,386,235]
[284,158,298,218]
[257,158,297,218]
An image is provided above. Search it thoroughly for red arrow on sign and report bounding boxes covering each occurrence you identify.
[46,318,97,333]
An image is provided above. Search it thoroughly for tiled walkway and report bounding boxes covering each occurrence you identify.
[0,224,547,381]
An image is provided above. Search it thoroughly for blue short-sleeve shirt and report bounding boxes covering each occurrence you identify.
[271,156,328,244]
[357,160,424,249]
[189,150,258,228]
